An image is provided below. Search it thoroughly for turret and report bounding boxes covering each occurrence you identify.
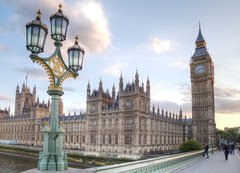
[119,73,123,94]
[142,82,144,92]
[99,78,103,98]
[112,84,115,100]
[161,108,164,116]
[22,83,26,92]
[8,106,10,114]
[135,70,139,92]
[146,77,150,97]
[87,81,91,98]
[16,84,20,93]
[37,96,39,106]
[179,108,183,120]
[152,105,155,115]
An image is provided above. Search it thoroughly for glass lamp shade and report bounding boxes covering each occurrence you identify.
[68,36,85,72]
[50,4,69,42]
[26,10,48,54]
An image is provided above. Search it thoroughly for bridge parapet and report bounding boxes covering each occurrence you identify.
[86,150,206,173]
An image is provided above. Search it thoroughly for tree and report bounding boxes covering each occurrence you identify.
[216,129,228,139]
[179,139,201,152]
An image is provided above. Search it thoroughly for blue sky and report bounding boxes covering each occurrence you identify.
[0,0,240,129]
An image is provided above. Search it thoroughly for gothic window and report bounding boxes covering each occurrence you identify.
[109,119,112,130]
[115,134,118,144]
[90,134,96,144]
[139,134,141,145]
[103,134,105,144]
[82,135,85,143]
[124,134,132,145]
[102,119,106,129]
[108,134,112,144]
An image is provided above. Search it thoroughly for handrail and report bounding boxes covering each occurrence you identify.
[86,150,206,172]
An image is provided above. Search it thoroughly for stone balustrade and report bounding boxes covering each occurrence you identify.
[86,150,206,173]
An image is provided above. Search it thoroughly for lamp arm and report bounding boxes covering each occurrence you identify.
[30,54,55,87]
[29,45,79,89]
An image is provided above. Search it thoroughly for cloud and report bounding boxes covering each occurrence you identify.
[103,62,127,76]
[16,67,48,80]
[63,86,76,92]
[148,37,176,53]
[2,0,111,53]
[0,94,12,101]
[214,84,240,114]
[179,83,191,102]
[179,82,240,114]
[151,100,191,117]
[0,43,8,52]
[171,62,188,69]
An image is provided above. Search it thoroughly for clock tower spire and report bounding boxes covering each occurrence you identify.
[190,25,216,146]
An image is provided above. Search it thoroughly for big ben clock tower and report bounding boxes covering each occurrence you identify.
[190,25,216,146]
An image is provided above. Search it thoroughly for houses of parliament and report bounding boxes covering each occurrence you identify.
[0,26,216,157]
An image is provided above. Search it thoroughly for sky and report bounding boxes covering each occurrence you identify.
[0,0,240,130]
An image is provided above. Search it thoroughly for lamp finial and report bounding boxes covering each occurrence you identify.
[75,35,79,45]
[36,10,41,20]
[58,3,62,13]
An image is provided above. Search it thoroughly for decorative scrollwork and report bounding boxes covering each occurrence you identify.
[49,56,65,77]
[31,57,55,86]
[59,72,76,86]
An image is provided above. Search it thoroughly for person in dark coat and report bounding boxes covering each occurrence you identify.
[223,144,229,160]
[204,144,209,158]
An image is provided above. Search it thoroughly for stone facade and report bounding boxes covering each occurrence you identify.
[85,72,191,156]
[0,74,191,157]
[190,26,216,146]
[0,107,10,119]
[0,84,63,146]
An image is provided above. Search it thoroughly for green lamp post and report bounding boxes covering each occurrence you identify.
[26,4,85,171]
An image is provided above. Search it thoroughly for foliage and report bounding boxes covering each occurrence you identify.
[179,139,201,152]
[217,128,239,143]
[216,129,228,139]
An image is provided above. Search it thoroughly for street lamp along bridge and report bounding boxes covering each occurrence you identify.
[26,3,85,171]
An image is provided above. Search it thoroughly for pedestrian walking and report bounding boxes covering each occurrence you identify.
[223,144,229,160]
[204,144,209,158]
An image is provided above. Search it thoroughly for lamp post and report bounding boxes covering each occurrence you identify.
[26,4,85,171]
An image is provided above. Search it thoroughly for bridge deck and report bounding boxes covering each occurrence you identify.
[178,150,240,173]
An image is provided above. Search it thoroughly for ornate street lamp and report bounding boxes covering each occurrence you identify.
[26,4,85,171]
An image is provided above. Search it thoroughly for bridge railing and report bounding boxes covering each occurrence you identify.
[86,150,208,173]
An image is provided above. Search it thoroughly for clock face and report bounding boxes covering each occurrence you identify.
[195,64,206,75]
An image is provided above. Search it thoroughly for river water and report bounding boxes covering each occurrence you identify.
[0,152,89,173]
[0,152,37,173]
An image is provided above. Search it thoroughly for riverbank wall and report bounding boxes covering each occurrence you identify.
[0,144,134,168]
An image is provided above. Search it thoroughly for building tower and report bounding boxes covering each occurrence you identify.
[190,25,216,146]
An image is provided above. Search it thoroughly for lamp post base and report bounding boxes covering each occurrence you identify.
[38,152,68,171]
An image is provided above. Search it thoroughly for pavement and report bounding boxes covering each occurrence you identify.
[21,168,93,173]
[178,150,240,173]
